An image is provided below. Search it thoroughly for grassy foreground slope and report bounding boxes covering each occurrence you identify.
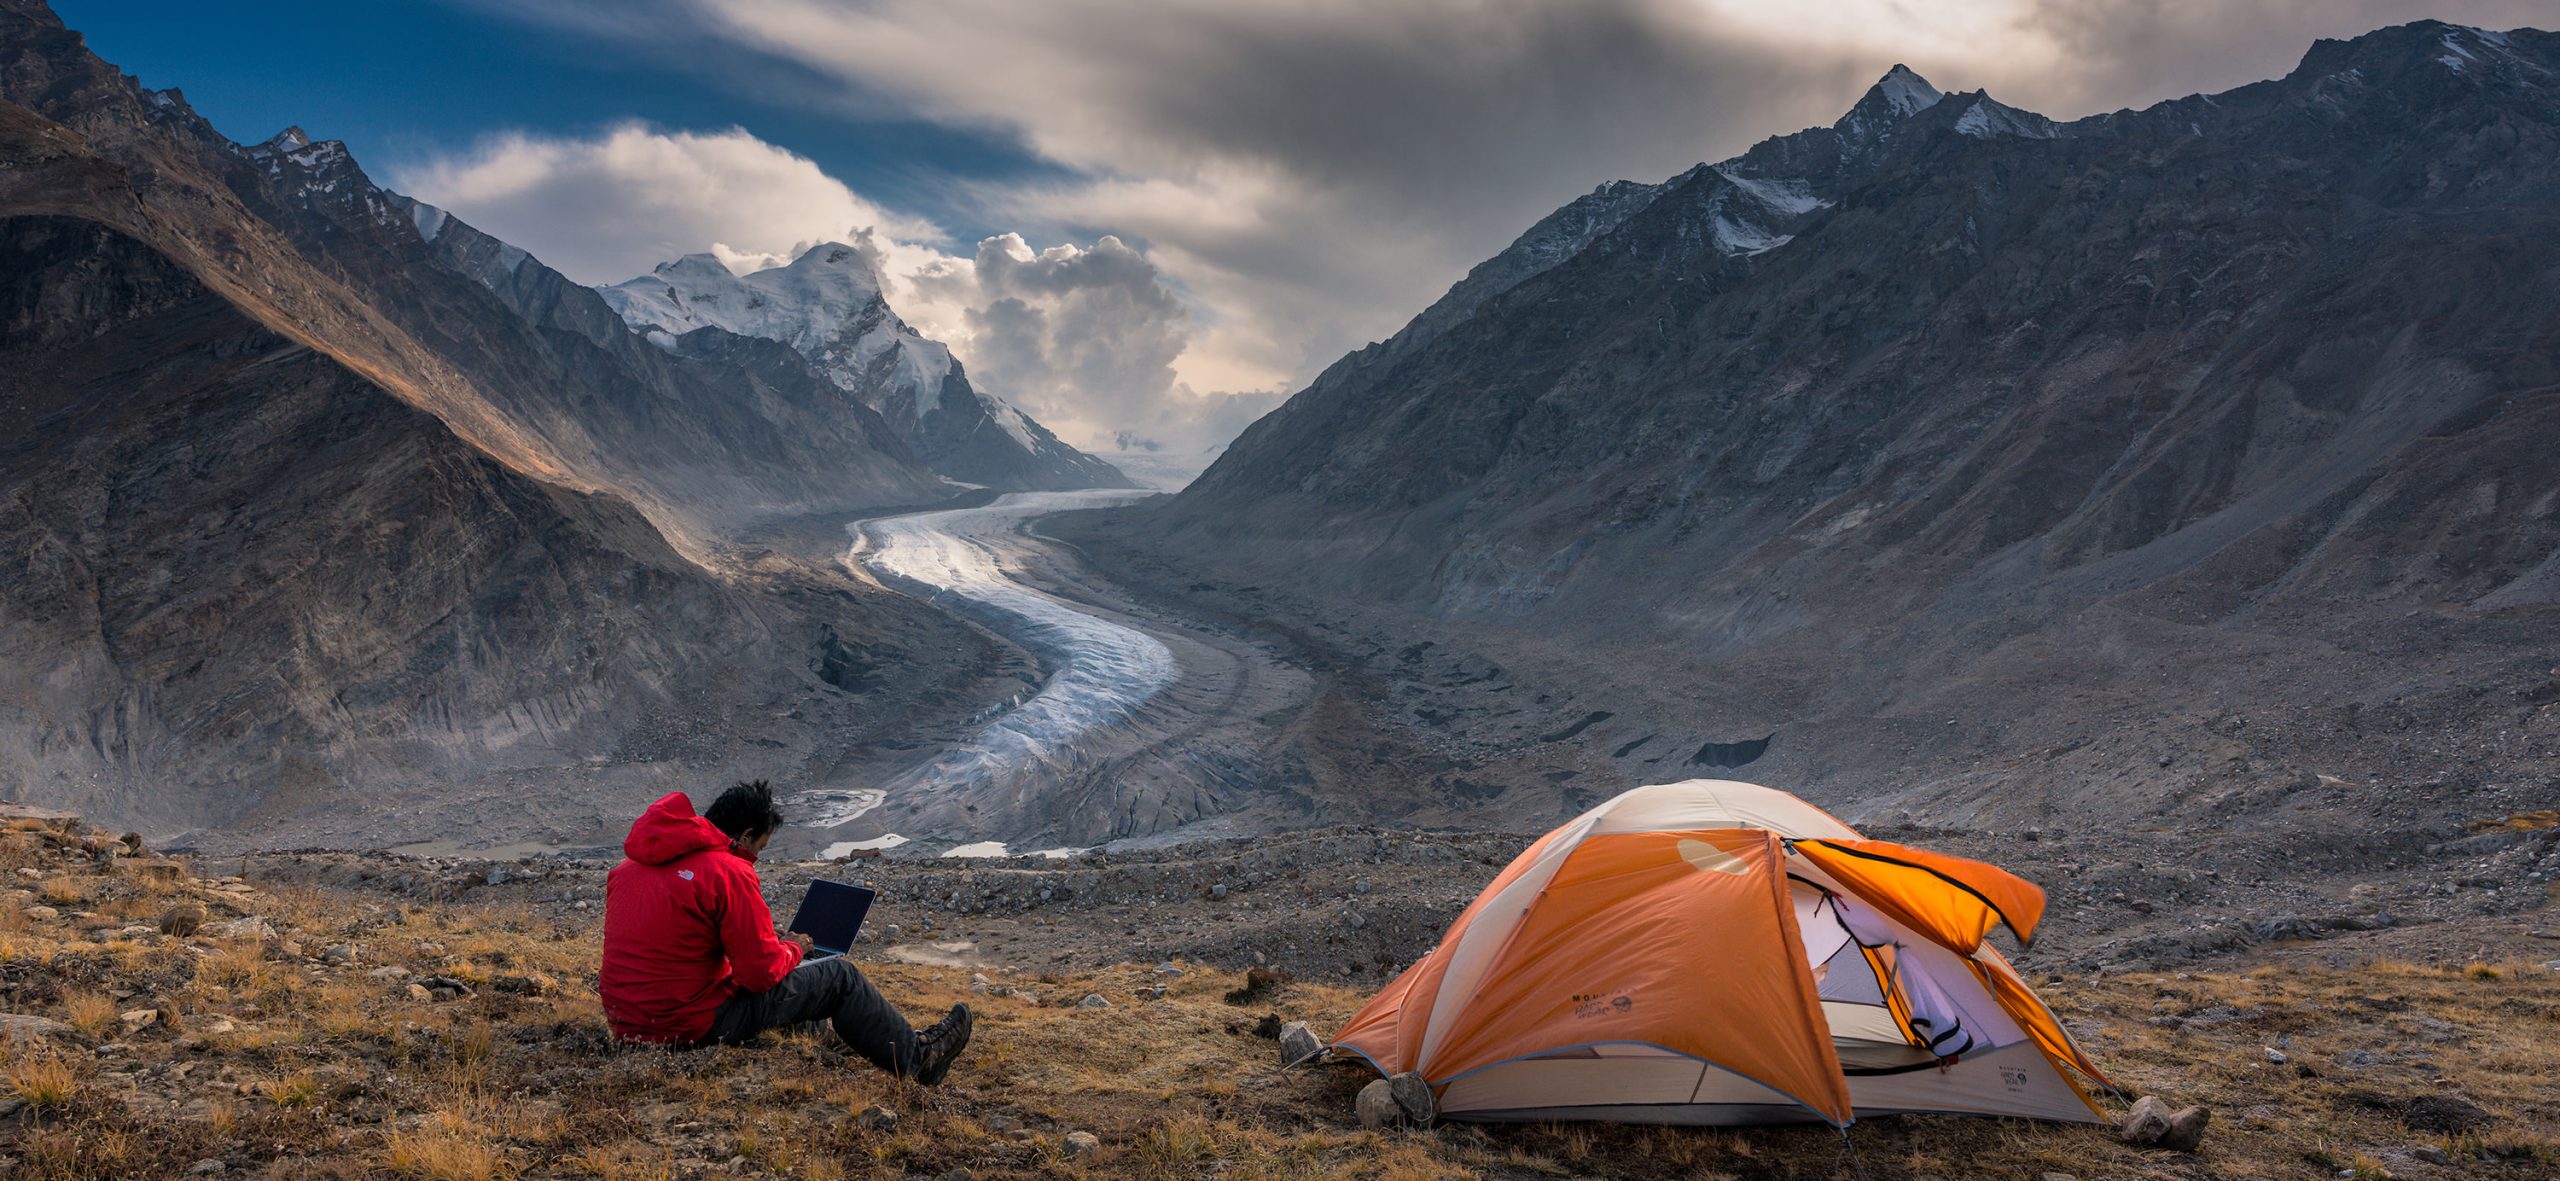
[2,808,2555,1180]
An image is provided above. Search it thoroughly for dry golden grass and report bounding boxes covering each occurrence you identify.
[384,1105,515,1181]
[59,989,120,1037]
[5,1045,83,1110]
[36,875,86,907]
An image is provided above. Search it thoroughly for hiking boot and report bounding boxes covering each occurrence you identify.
[911,1003,972,1085]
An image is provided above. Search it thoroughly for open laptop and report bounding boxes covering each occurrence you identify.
[784,879,877,960]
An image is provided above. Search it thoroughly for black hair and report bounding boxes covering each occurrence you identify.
[704,779,783,841]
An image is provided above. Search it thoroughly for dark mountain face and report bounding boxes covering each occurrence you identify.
[1125,22,2560,831]
[0,2,978,837]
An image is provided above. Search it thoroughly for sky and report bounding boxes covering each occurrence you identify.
[56,0,2557,468]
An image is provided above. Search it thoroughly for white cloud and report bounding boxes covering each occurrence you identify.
[392,123,1265,459]
[389,123,946,289]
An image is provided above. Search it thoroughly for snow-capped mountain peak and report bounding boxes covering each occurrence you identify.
[598,245,1130,490]
[1874,64,1945,116]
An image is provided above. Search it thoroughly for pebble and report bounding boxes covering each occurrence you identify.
[187,1160,225,1175]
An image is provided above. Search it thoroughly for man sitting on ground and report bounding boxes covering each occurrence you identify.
[599,781,971,1081]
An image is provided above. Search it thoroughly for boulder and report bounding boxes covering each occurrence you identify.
[1388,1072,1436,1124]
[2119,1094,2172,1145]
[158,902,206,936]
[1078,993,1111,1009]
[1277,1021,1323,1065]
[2161,1105,2210,1152]
[1355,1079,1403,1130]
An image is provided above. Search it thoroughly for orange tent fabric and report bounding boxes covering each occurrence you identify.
[1328,780,2110,1127]
[1334,829,1855,1125]
[1791,837,2046,952]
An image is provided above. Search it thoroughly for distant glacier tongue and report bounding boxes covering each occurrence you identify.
[792,491,1174,828]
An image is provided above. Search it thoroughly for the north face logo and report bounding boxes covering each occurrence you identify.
[677,869,695,881]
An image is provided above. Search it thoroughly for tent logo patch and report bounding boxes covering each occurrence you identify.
[1570,990,1635,1019]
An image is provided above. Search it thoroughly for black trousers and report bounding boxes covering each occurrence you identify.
[697,957,916,1075]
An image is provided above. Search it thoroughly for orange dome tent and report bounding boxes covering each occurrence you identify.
[1327,780,2111,1125]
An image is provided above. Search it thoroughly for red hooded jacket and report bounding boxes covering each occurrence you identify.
[599,792,803,1043]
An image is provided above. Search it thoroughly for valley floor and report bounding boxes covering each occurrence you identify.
[6,808,2558,1180]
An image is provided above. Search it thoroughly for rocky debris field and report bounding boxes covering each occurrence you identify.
[5,805,2560,1177]
[228,805,2560,993]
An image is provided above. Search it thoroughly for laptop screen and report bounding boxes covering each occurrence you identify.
[785,879,877,955]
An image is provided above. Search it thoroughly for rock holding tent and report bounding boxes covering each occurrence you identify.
[1326,780,2111,1125]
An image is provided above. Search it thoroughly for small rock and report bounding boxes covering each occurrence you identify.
[2412,1145,2450,1166]
[1355,1079,1403,1129]
[23,904,59,922]
[118,1008,159,1033]
[881,924,901,943]
[484,868,507,887]
[490,972,556,996]
[0,1014,74,1041]
[2266,1048,2289,1065]
[406,983,435,1003]
[367,967,411,980]
[1277,1021,1323,1064]
[985,1114,1022,1134]
[1388,1072,1435,1124]
[1078,993,1110,1009]
[1061,1131,1100,1159]
[856,1105,897,1132]
[1135,986,1167,1000]
[204,917,275,941]
[2119,1094,2172,1146]
[187,1160,225,1175]
[158,903,206,937]
[2161,1105,2210,1152]
[1153,962,1182,975]
[1210,884,1228,899]
[320,944,358,965]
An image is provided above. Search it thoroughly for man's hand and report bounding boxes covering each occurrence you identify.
[783,931,813,953]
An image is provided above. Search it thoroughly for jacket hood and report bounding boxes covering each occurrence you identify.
[623,791,731,866]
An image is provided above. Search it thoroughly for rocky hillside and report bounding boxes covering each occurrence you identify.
[603,247,1132,493]
[1094,22,2560,841]
[3,803,2556,1179]
[0,1,988,837]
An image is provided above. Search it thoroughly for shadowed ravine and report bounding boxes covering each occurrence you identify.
[787,490,1316,857]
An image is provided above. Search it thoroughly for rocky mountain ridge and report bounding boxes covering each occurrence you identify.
[602,244,1133,492]
[0,0,991,837]
[1094,21,2560,844]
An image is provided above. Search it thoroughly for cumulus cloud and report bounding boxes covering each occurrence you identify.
[388,123,949,289]
[393,122,1267,461]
